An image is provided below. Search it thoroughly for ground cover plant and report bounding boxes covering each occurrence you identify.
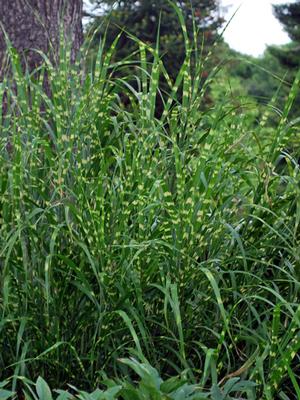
[0,5,300,399]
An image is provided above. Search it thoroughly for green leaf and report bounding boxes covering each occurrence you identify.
[36,377,53,400]
[0,389,15,400]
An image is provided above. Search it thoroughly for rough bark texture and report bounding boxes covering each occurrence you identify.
[0,0,83,77]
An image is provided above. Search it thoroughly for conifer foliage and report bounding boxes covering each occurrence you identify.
[88,0,223,79]
[270,0,300,68]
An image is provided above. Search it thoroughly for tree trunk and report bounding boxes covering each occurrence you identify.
[0,0,83,78]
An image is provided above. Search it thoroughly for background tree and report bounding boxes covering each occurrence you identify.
[88,0,224,81]
[225,48,286,118]
[223,0,300,131]
[0,0,84,78]
[268,0,300,123]
[271,0,300,68]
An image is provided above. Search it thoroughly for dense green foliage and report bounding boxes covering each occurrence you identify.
[0,366,257,400]
[1,5,300,399]
[228,50,284,105]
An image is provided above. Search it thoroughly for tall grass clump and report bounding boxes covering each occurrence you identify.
[0,5,299,399]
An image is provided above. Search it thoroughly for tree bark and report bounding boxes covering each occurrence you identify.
[0,0,83,78]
